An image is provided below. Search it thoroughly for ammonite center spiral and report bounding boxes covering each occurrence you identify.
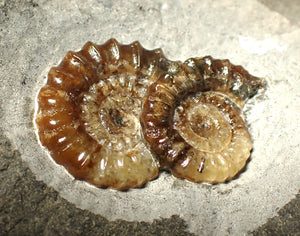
[80,74,142,148]
[35,39,265,190]
[172,92,252,183]
[174,93,233,154]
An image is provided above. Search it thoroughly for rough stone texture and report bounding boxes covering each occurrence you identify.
[1,129,299,235]
[252,192,300,236]
[258,0,300,25]
[0,131,193,236]
[0,0,300,235]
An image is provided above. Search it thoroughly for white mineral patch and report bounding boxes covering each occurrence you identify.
[239,36,287,55]
[0,0,299,235]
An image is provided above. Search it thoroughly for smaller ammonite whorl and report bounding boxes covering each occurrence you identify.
[35,39,167,190]
[140,56,265,183]
[171,92,252,183]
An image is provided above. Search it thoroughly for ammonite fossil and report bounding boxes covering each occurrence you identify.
[141,56,265,183]
[35,39,265,190]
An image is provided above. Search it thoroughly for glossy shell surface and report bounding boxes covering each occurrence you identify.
[35,39,165,190]
[35,39,265,189]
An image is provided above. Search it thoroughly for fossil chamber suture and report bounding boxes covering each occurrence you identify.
[34,39,266,190]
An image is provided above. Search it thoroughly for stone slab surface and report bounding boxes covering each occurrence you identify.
[0,0,299,235]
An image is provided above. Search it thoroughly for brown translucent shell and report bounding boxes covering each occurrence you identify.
[35,39,265,189]
[140,56,265,182]
[35,39,166,190]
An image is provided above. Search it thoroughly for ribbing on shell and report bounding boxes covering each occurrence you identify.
[35,39,165,190]
[172,92,252,183]
[140,56,265,182]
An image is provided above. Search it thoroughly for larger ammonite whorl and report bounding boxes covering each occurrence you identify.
[35,39,265,189]
[35,39,166,190]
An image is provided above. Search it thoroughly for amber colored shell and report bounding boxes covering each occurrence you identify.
[171,92,252,183]
[35,39,265,189]
[35,39,166,190]
[140,56,265,182]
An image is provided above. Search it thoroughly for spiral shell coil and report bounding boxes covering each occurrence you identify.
[35,39,265,190]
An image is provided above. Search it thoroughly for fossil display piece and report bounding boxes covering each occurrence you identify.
[35,39,265,190]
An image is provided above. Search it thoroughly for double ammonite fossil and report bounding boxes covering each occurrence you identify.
[35,39,265,190]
